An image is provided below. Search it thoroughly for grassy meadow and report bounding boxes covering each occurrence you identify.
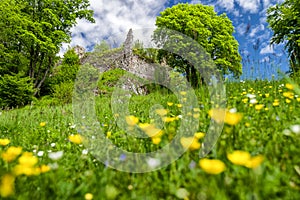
[0,78,300,199]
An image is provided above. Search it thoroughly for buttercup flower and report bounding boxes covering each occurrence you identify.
[0,174,15,197]
[209,109,243,125]
[227,150,251,166]
[180,137,201,151]
[0,139,10,146]
[285,83,294,90]
[85,193,93,200]
[199,158,226,174]
[155,109,168,116]
[68,134,83,144]
[1,146,22,162]
[244,155,264,168]
[39,122,46,127]
[125,115,139,126]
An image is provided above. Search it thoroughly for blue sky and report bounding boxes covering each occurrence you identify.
[62,0,290,80]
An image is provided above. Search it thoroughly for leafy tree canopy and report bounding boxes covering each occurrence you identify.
[0,0,94,95]
[155,3,242,86]
[267,0,300,75]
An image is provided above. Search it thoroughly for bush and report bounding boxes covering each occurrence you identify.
[0,73,35,109]
[51,82,75,105]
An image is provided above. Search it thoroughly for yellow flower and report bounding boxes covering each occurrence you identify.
[155,109,168,116]
[125,115,139,126]
[139,123,163,138]
[285,83,294,90]
[193,113,200,118]
[39,122,46,127]
[1,146,22,162]
[227,150,251,166]
[242,98,248,103]
[106,131,112,138]
[283,91,294,99]
[193,108,200,112]
[0,139,10,146]
[245,122,251,127]
[297,97,300,102]
[85,193,94,200]
[194,132,205,139]
[151,137,162,145]
[199,158,226,174]
[209,109,243,125]
[176,104,182,108]
[13,165,40,176]
[162,117,177,123]
[39,165,51,173]
[265,93,270,98]
[68,134,83,144]
[273,99,280,106]
[167,102,174,106]
[245,155,264,168]
[180,137,201,151]
[255,104,264,110]
[286,99,291,104]
[0,174,15,197]
[18,152,38,167]
[180,91,187,95]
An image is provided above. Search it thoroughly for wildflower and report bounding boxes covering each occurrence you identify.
[283,91,294,99]
[176,104,182,108]
[152,137,161,145]
[39,165,51,173]
[246,94,256,99]
[162,117,177,123]
[286,99,291,104]
[167,102,174,106]
[285,83,294,90]
[0,139,10,146]
[193,108,200,112]
[245,122,251,127]
[175,188,189,199]
[245,155,264,168]
[180,137,201,151]
[147,158,161,168]
[155,109,168,116]
[125,115,139,126]
[242,98,248,103]
[68,134,83,144]
[255,104,264,111]
[1,146,22,162]
[227,150,251,166]
[193,113,200,118]
[225,112,243,126]
[139,123,163,138]
[48,151,64,160]
[85,193,94,200]
[180,91,187,95]
[297,98,300,102]
[290,124,300,134]
[0,174,15,197]
[249,99,258,104]
[265,93,270,98]
[18,152,38,167]
[273,99,280,106]
[209,109,243,125]
[199,158,226,174]
[106,132,112,138]
[227,150,264,168]
[194,132,205,139]
[39,122,46,127]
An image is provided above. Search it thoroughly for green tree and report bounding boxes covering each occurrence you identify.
[154,3,242,86]
[0,0,94,96]
[267,0,300,75]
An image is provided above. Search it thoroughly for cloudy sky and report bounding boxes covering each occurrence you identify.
[63,0,289,79]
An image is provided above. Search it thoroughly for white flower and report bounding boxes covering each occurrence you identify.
[246,94,256,99]
[48,151,64,160]
[50,143,56,147]
[37,151,44,157]
[249,99,258,104]
[282,129,292,136]
[147,158,161,168]
[82,149,89,155]
[290,125,300,134]
[229,108,237,113]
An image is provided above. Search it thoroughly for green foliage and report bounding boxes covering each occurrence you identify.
[155,3,242,87]
[97,68,128,95]
[0,73,34,109]
[267,0,300,75]
[0,0,94,95]
[51,82,75,105]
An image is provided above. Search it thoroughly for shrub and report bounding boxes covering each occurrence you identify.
[0,73,34,109]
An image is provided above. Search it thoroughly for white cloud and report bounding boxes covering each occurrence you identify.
[249,24,265,37]
[260,44,274,54]
[218,0,234,11]
[61,0,167,54]
[235,0,260,13]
